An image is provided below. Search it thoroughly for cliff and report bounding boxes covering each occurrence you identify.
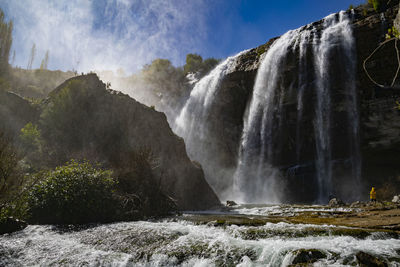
[190,3,400,202]
[0,74,221,211]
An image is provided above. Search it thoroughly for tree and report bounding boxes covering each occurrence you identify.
[39,50,49,70]
[0,8,13,73]
[141,58,185,98]
[0,131,20,200]
[183,53,203,74]
[20,122,41,154]
[27,43,36,70]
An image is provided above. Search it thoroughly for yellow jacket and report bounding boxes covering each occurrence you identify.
[370,187,376,200]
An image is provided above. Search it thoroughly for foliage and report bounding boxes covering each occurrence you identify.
[40,79,103,164]
[20,122,41,153]
[386,26,400,39]
[184,53,203,74]
[112,148,177,218]
[26,160,117,224]
[183,54,220,76]
[141,58,186,102]
[0,131,21,201]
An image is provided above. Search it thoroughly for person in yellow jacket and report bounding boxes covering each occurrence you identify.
[370,187,376,202]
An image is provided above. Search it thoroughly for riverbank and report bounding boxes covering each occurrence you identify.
[182,202,400,232]
[1,203,400,266]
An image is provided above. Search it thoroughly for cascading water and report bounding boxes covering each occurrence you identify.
[175,51,245,142]
[174,10,361,204]
[174,50,248,200]
[233,28,307,203]
[313,12,361,202]
[234,11,361,203]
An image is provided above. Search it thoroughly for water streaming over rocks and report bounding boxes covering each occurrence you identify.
[1,206,399,266]
[174,11,361,204]
[174,50,249,200]
[234,11,361,203]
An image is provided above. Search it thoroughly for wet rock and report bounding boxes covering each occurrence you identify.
[329,198,344,207]
[392,195,400,203]
[0,217,27,235]
[291,249,326,265]
[350,201,365,208]
[226,200,237,207]
[356,251,388,267]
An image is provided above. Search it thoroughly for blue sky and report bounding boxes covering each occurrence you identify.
[1,0,365,73]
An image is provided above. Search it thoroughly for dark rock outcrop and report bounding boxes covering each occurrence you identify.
[0,90,40,136]
[290,249,326,265]
[0,217,27,235]
[47,74,220,210]
[1,74,220,211]
[356,251,388,267]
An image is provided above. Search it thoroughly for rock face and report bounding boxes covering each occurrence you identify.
[0,217,27,235]
[1,74,220,211]
[54,74,221,210]
[0,90,40,136]
[177,3,400,203]
[356,251,388,267]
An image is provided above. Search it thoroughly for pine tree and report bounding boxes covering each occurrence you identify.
[27,43,36,70]
[40,50,49,70]
[0,8,13,73]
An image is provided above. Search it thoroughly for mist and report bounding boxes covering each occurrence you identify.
[1,0,212,73]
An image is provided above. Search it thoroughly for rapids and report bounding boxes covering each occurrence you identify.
[1,205,399,266]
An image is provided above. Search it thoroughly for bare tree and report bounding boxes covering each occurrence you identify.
[40,50,49,70]
[27,43,36,70]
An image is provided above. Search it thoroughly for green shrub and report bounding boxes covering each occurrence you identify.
[26,160,117,224]
[0,131,21,201]
[20,122,41,153]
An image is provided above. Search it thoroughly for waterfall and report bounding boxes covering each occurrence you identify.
[174,50,248,200]
[233,27,311,203]
[313,12,361,202]
[234,11,360,203]
[175,11,360,204]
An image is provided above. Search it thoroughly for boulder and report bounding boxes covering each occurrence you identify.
[356,251,388,267]
[329,198,344,207]
[291,249,326,265]
[350,201,363,208]
[226,200,238,207]
[0,217,27,235]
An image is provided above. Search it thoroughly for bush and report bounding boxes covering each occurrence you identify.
[20,122,41,153]
[26,160,117,224]
[0,131,21,201]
